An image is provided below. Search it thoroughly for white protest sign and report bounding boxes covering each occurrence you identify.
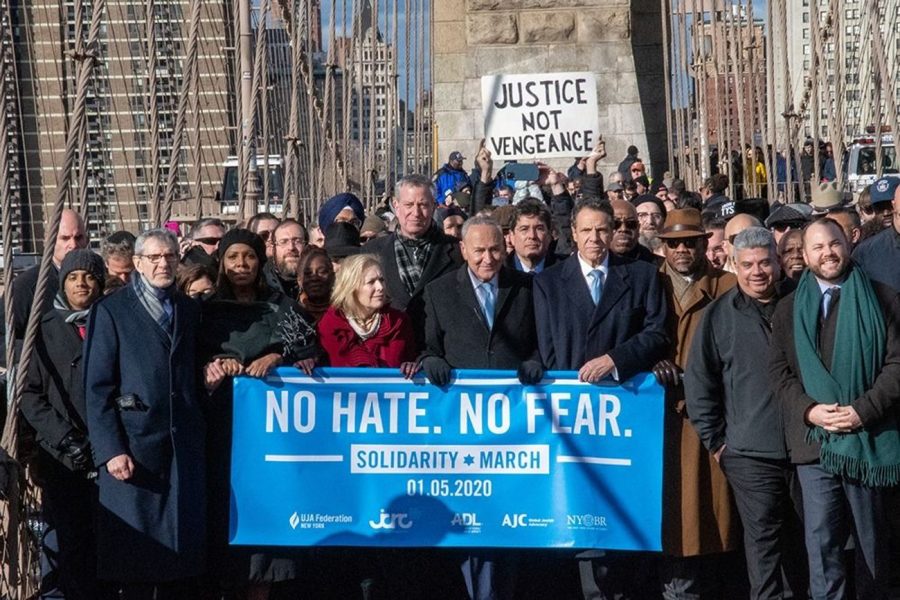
[481,72,599,160]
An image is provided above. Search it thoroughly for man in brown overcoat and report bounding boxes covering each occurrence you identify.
[652,209,744,597]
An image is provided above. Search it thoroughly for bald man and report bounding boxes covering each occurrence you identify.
[7,209,88,348]
[722,213,761,273]
[610,200,658,264]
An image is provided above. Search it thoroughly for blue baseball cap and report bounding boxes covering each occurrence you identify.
[870,177,900,204]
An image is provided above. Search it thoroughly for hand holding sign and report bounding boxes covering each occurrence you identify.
[586,139,606,175]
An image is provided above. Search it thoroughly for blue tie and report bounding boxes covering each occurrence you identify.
[589,269,603,305]
[477,282,495,330]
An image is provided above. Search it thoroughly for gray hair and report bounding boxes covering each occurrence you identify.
[395,174,435,202]
[732,226,776,260]
[135,229,179,256]
[461,215,502,241]
[190,217,225,239]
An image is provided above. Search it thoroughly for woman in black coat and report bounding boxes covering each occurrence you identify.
[21,249,106,599]
[200,229,318,599]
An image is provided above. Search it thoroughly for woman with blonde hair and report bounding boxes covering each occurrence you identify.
[317,253,417,373]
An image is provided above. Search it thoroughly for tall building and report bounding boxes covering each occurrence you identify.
[7,0,234,246]
[775,0,900,142]
[695,7,767,150]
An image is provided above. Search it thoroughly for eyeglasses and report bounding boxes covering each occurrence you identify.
[664,238,701,249]
[772,223,794,233]
[139,252,178,263]
[194,237,221,245]
[256,230,272,242]
[274,237,306,247]
[613,218,639,231]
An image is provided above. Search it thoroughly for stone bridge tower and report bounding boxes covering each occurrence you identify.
[433,0,668,180]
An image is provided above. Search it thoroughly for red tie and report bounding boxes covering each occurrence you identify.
[77,326,86,340]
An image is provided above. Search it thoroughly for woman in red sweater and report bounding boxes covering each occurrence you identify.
[318,253,417,373]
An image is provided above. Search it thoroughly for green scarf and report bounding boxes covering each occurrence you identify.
[793,267,900,487]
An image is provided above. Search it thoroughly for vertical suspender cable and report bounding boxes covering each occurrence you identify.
[161,0,202,224]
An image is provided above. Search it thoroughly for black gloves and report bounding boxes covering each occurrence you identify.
[517,360,544,385]
[58,431,93,472]
[652,360,683,388]
[422,357,452,387]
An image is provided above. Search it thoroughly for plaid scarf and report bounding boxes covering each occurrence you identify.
[133,272,174,334]
[393,225,439,295]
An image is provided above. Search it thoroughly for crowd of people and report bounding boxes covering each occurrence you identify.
[2,139,900,600]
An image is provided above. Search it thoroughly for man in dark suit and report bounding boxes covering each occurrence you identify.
[770,218,900,599]
[504,200,563,275]
[533,198,669,598]
[424,216,542,383]
[85,229,206,599]
[419,215,542,600]
[534,198,668,382]
[364,174,463,350]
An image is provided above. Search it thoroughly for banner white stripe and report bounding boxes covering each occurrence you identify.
[265,454,344,463]
[557,456,632,466]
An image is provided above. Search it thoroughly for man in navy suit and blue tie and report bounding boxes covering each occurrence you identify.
[533,198,669,598]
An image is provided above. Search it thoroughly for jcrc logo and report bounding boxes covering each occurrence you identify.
[501,513,528,528]
[567,513,608,528]
[451,513,482,527]
[369,509,413,530]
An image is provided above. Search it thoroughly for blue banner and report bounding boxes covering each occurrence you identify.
[230,368,664,551]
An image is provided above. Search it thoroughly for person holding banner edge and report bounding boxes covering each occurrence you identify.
[199,228,320,599]
[419,214,542,600]
[317,253,417,373]
[533,198,669,598]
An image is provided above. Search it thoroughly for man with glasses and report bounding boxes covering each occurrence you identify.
[652,208,742,598]
[247,212,280,259]
[85,228,206,598]
[765,204,808,245]
[265,219,307,299]
[634,194,667,250]
[182,218,225,270]
[610,199,657,264]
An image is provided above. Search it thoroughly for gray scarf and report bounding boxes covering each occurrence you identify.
[133,272,174,333]
[53,293,91,327]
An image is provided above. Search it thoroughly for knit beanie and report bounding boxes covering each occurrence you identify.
[59,249,106,296]
[217,228,268,266]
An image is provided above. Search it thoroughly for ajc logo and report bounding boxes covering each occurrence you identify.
[369,509,413,530]
[501,513,528,528]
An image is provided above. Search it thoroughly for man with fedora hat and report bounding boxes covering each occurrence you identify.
[853,176,900,292]
[651,208,743,597]
[810,182,863,247]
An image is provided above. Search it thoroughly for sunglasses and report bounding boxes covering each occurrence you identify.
[613,218,639,231]
[195,236,222,245]
[665,237,701,249]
